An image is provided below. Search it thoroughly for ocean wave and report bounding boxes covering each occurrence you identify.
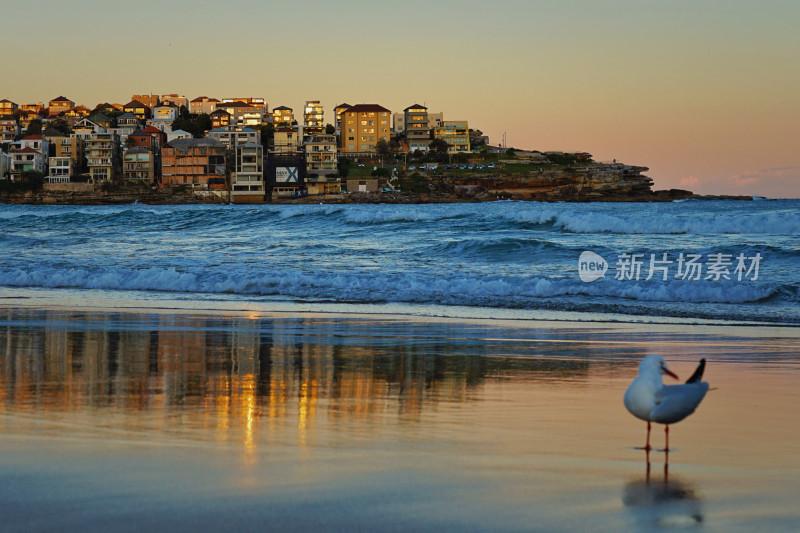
[499,208,800,235]
[425,237,576,261]
[1,265,793,308]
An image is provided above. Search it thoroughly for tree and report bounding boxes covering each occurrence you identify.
[172,113,211,138]
[20,170,45,191]
[338,158,351,179]
[375,139,391,159]
[24,119,43,137]
[428,138,450,161]
[388,138,401,158]
[258,123,275,149]
[50,119,72,136]
[324,123,336,135]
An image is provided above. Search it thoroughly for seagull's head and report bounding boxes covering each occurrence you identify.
[640,354,679,380]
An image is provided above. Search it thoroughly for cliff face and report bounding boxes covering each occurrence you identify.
[441,163,692,201]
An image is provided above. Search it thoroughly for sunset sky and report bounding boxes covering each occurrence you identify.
[3,0,798,197]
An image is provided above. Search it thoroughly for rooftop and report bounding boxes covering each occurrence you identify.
[345,104,391,114]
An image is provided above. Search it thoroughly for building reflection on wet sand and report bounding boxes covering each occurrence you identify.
[0,309,635,451]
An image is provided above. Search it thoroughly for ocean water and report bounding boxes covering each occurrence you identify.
[1,199,798,324]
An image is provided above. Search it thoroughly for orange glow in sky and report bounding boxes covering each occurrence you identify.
[4,1,798,197]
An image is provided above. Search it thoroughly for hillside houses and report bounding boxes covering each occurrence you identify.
[1,92,475,201]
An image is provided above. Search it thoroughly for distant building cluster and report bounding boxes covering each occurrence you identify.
[0,94,485,202]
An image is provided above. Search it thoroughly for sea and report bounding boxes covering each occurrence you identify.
[2,198,800,532]
[1,198,798,325]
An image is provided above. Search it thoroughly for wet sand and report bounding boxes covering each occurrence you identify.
[1,306,798,532]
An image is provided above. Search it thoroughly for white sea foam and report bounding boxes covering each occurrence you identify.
[0,266,787,307]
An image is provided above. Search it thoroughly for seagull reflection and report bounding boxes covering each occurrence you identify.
[623,450,704,530]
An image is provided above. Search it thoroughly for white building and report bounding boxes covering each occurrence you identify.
[48,156,72,182]
[11,135,50,176]
[167,129,193,143]
[206,127,260,149]
[231,142,264,202]
[304,134,338,176]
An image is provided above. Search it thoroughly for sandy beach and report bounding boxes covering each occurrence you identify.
[1,302,798,532]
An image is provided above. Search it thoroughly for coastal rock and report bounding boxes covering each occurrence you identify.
[439,163,689,201]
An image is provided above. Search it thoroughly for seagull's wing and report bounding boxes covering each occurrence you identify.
[651,382,709,424]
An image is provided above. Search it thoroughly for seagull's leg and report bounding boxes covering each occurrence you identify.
[658,425,670,453]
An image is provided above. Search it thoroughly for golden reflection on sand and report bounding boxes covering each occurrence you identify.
[0,308,798,477]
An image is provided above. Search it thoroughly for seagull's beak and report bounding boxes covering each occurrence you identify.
[660,363,679,380]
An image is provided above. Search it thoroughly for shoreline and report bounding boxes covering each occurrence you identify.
[0,188,756,205]
[2,293,797,340]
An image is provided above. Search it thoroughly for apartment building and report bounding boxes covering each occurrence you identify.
[216,101,263,127]
[304,134,337,175]
[0,99,18,116]
[123,147,155,182]
[190,96,220,115]
[222,98,267,115]
[303,101,324,137]
[160,94,188,109]
[210,110,231,129]
[339,104,391,154]
[231,142,264,202]
[333,103,351,136]
[272,106,294,126]
[0,117,19,144]
[123,100,152,120]
[434,121,471,153]
[161,138,226,188]
[207,126,260,149]
[273,127,300,154]
[47,156,72,182]
[48,96,75,116]
[43,126,83,172]
[11,135,50,176]
[404,104,431,153]
[131,94,160,110]
[85,133,121,182]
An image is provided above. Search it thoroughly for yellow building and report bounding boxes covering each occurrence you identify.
[340,104,391,154]
[272,106,293,126]
[303,101,324,136]
[0,99,18,116]
[43,126,83,171]
[48,96,75,116]
[273,127,299,154]
[123,100,152,120]
[434,121,471,153]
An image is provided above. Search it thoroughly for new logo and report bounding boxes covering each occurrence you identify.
[578,251,607,282]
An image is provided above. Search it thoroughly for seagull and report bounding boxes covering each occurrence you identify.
[624,355,709,451]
